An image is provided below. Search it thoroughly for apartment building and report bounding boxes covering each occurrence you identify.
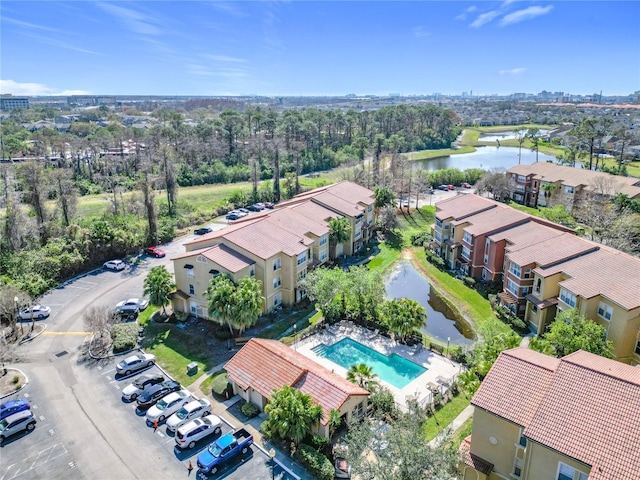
[460,348,640,480]
[0,95,29,111]
[170,181,374,317]
[432,194,640,363]
[507,162,640,209]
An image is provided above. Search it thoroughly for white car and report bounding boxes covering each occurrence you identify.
[175,415,222,449]
[103,259,126,271]
[116,353,156,376]
[146,390,191,424]
[121,373,165,401]
[115,298,149,313]
[166,398,212,432]
[18,305,51,320]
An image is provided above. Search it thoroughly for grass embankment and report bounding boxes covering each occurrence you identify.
[422,394,472,442]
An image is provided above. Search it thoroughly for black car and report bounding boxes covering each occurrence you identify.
[194,227,213,235]
[133,373,165,390]
[248,203,265,212]
[136,380,181,408]
[264,202,275,209]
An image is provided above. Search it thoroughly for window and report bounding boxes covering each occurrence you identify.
[319,249,328,261]
[463,232,472,244]
[297,252,307,265]
[597,301,613,321]
[355,229,361,239]
[507,279,519,296]
[513,457,523,477]
[531,304,538,314]
[509,262,521,278]
[557,463,588,480]
[319,235,327,246]
[462,246,471,260]
[272,257,281,271]
[565,185,574,194]
[635,335,640,356]
[196,255,207,263]
[249,264,255,277]
[482,269,488,280]
[517,175,526,182]
[435,231,442,242]
[533,181,538,188]
[273,276,281,289]
[522,286,530,295]
[485,238,490,251]
[367,205,373,213]
[436,218,443,228]
[210,269,220,279]
[518,429,527,447]
[535,278,542,294]
[297,269,307,281]
[559,288,576,308]
[189,284,195,295]
[443,222,450,230]
[273,293,282,306]
[484,253,489,264]
[187,268,194,277]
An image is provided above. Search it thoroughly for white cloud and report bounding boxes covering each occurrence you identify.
[0,79,90,96]
[500,5,554,26]
[96,2,161,35]
[499,67,526,75]
[203,55,246,63]
[455,5,478,21]
[2,17,65,33]
[17,32,103,56]
[470,10,500,28]
[412,26,430,38]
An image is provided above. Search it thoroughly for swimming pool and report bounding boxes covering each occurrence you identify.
[312,338,427,389]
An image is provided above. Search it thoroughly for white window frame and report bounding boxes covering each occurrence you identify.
[559,288,576,308]
[319,235,327,246]
[273,257,281,271]
[273,293,282,307]
[507,279,519,297]
[482,269,488,280]
[463,232,472,244]
[273,276,281,289]
[597,301,613,321]
[319,249,328,261]
[509,262,521,278]
[556,462,587,480]
[189,284,195,295]
[462,246,471,260]
[187,267,195,278]
[512,456,523,478]
[297,252,307,265]
[249,264,255,277]
[196,255,207,263]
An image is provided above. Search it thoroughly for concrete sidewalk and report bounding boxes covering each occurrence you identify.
[428,404,474,448]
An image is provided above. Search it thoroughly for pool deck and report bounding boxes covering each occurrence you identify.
[296,321,462,411]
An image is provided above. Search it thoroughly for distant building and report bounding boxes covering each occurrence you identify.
[0,95,29,111]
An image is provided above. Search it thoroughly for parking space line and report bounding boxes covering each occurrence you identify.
[101,368,116,375]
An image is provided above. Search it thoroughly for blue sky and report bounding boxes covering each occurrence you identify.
[1,1,638,97]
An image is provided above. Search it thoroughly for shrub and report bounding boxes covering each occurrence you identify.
[211,370,233,398]
[12,375,19,384]
[370,385,398,419]
[298,444,334,480]
[431,343,444,355]
[462,276,475,287]
[110,323,139,352]
[241,401,260,418]
[311,434,330,454]
[410,231,431,247]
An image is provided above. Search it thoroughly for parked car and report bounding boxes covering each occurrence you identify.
[461,182,472,189]
[225,211,241,221]
[194,227,213,235]
[0,410,36,443]
[0,399,30,421]
[197,428,254,475]
[447,184,455,190]
[263,202,275,209]
[175,415,222,449]
[145,390,191,424]
[248,203,265,212]
[116,353,156,376]
[121,373,165,401]
[143,246,166,258]
[115,298,149,313]
[438,185,449,191]
[166,398,212,432]
[18,305,50,320]
[237,208,250,215]
[137,380,181,408]
[103,259,126,271]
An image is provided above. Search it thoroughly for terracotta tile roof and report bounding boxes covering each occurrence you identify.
[223,219,310,259]
[507,162,640,198]
[507,232,598,268]
[537,247,640,310]
[311,191,365,217]
[489,221,564,247]
[225,339,369,425]
[264,207,329,238]
[462,206,529,236]
[292,201,340,224]
[472,348,560,427]
[291,180,375,207]
[523,351,640,480]
[201,244,254,273]
[459,437,494,475]
[435,194,498,221]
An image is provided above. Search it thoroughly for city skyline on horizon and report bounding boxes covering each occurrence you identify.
[1,1,638,98]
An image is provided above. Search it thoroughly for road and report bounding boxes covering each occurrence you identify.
[1,216,291,480]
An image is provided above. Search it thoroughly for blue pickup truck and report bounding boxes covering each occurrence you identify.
[197,428,253,475]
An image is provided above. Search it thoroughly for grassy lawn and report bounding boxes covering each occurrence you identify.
[445,416,474,450]
[259,305,317,342]
[199,369,228,398]
[407,145,476,160]
[422,394,471,441]
[472,124,557,133]
[598,157,640,178]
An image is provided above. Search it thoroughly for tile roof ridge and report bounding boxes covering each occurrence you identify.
[502,347,560,372]
[560,351,640,386]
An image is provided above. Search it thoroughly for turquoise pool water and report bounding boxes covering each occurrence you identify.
[313,338,427,389]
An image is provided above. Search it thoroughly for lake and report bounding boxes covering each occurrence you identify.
[385,261,475,346]
[412,146,556,172]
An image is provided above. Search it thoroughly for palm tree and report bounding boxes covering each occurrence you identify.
[264,386,323,446]
[328,409,342,440]
[233,277,263,334]
[382,298,426,343]
[541,182,555,206]
[527,128,540,163]
[143,266,175,316]
[205,275,263,335]
[347,363,378,390]
[205,275,237,335]
[328,217,352,260]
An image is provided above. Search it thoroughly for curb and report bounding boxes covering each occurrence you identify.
[0,367,29,400]
[18,324,48,345]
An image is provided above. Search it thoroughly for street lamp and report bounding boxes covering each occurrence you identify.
[446,337,450,357]
[14,296,22,336]
[293,324,297,350]
[269,448,276,480]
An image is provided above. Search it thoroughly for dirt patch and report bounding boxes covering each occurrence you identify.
[0,369,27,397]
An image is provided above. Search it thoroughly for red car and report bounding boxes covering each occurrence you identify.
[144,246,166,258]
[447,184,455,190]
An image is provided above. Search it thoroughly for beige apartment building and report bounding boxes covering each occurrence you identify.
[460,348,640,480]
[507,162,640,209]
[170,181,375,316]
[432,194,640,364]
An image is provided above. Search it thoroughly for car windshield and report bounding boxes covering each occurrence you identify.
[176,408,188,419]
[156,399,168,410]
[208,443,223,457]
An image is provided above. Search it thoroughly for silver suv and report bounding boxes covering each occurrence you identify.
[175,415,222,449]
[0,410,37,443]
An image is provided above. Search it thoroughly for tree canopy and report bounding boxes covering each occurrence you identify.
[205,275,263,335]
[530,309,614,358]
[143,265,175,315]
[382,298,427,342]
[262,386,323,446]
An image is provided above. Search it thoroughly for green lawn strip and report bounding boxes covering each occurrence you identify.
[598,157,640,178]
[199,369,229,398]
[422,394,471,441]
[140,323,210,386]
[407,145,475,160]
[506,202,543,216]
[444,416,474,450]
[258,306,317,341]
[473,124,557,133]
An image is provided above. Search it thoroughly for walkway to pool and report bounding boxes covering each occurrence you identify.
[296,321,462,411]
